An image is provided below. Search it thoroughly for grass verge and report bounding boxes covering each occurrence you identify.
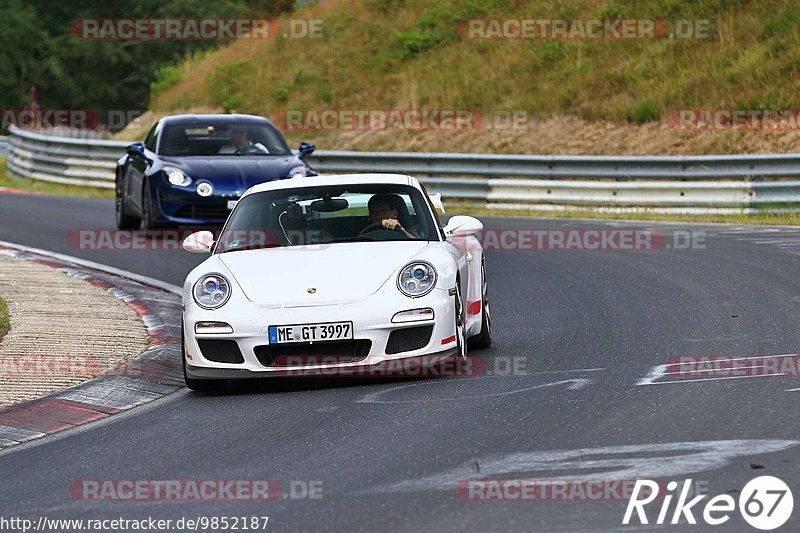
[0,158,114,199]
[0,295,9,343]
[449,203,800,226]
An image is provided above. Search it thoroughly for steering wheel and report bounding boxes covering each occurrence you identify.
[234,145,265,155]
[358,222,385,236]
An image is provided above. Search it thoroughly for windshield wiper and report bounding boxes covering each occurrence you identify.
[219,243,281,254]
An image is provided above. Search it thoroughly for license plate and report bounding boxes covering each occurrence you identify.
[227,200,238,210]
[268,322,353,344]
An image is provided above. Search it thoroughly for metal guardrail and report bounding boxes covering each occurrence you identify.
[7,125,800,210]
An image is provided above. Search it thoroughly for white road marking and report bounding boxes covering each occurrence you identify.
[369,439,798,494]
[639,373,785,386]
[637,354,800,386]
[356,376,593,404]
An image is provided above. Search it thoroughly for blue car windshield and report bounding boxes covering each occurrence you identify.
[159,123,291,156]
[216,185,440,253]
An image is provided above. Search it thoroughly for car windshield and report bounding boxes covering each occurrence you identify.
[158,122,291,156]
[216,184,439,253]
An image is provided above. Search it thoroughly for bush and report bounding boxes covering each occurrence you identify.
[150,65,182,97]
[629,99,660,123]
[209,60,250,112]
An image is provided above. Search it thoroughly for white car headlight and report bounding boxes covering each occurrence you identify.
[164,166,192,187]
[397,262,437,298]
[193,274,231,309]
[287,165,309,178]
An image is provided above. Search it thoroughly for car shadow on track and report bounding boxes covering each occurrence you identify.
[187,352,494,396]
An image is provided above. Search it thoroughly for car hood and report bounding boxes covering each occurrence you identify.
[161,156,301,190]
[218,241,430,305]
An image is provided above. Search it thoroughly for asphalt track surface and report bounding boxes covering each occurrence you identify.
[2,192,800,532]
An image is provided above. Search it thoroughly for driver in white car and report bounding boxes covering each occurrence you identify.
[365,194,416,238]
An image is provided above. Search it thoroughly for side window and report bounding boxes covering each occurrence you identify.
[144,123,159,152]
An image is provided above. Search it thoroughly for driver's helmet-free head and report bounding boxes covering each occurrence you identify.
[368,193,413,227]
[230,127,249,146]
[368,194,399,222]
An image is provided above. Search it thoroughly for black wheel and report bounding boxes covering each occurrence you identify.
[455,282,468,361]
[182,327,225,392]
[115,174,140,230]
[469,258,492,349]
[140,180,162,231]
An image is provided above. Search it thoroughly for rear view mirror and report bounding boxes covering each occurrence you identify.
[309,198,349,212]
[183,231,215,253]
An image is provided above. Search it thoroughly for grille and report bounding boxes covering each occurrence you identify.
[160,191,230,220]
[172,204,231,220]
[254,340,372,367]
[197,339,244,364]
[385,325,434,355]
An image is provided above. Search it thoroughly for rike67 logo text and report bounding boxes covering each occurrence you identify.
[623,476,793,530]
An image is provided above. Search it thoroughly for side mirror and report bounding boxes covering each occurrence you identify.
[126,142,145,157]
[182,230,215,253]
[298,141,315,158]
[444,215,483,238]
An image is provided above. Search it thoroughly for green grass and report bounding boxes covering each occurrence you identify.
[449,202,800,226]
[0,295,9,342]
[0,158,113,199]
[151,0,800,126]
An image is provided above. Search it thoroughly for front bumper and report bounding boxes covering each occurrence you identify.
[183,287,458,378]
[185,346,460,379]
[156,188,238,225]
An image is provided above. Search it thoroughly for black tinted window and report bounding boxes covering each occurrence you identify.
[158,122,290,156]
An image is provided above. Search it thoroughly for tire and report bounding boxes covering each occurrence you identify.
[455,281,468,361]
[140,180,162,231]
[182,327,225,392]
[115,174,140,230]
[469,258,492,349]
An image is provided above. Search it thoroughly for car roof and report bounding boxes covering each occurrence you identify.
[242,174,417,197]
[160,114,271,126]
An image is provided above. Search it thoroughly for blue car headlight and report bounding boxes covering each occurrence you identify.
[164,166,192,187]
[193,274,231,309]
[397,262,437,298]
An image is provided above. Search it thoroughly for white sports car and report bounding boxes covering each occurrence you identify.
[181,173,491,390]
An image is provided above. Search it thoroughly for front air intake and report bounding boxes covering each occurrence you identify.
[197,339,244,364]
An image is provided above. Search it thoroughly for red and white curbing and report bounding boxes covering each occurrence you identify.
[0,243,183,448]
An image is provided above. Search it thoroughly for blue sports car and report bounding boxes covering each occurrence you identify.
[115,114,316,229]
